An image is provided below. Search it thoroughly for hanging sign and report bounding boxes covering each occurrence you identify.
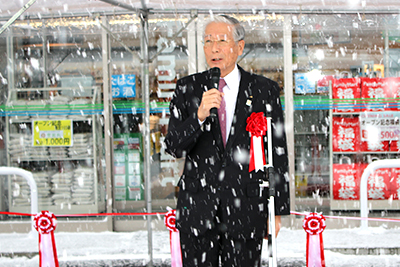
[32,119,73,147]
[112,74,136,98]
[360,111,400,141]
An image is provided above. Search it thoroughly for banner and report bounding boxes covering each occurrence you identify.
[332,78,361,113]
[332,117,360,152]
[361,77,391,112]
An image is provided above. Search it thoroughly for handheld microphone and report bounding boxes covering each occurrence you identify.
[209,67,221,119]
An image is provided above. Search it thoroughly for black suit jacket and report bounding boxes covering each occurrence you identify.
[165,65,290,240]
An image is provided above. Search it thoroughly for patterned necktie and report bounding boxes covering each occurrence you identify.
[218,78,227,147]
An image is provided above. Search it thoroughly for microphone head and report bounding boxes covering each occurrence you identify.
[210,67,221,77]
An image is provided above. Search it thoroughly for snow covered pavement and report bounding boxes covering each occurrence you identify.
[1,227,400,266]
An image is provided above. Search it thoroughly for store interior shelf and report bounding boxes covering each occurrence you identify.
[5,86,105,215]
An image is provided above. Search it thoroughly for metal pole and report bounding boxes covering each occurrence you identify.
[101,16,115,231]
[140,10,153,267]
[0,167,38,232]
[283,15,296,213]
[384,29,389,78]
[266,113,277,267]
[360,159,400,230]
[0,0,37,35]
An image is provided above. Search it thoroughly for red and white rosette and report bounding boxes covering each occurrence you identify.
[246,112,268,172]
[34,211,59,267]
[303,212,326,267]
[164,209,182,267]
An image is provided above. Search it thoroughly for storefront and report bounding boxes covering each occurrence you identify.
[1,2,400,234]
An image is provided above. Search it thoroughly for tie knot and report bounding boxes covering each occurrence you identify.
[219,78,226,92]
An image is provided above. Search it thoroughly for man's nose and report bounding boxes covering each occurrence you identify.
[211,41,220,52]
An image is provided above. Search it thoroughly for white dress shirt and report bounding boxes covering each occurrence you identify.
[199,65,241,145]
[221,65,240,144]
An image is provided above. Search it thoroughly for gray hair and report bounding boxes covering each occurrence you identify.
[204,15,245,42]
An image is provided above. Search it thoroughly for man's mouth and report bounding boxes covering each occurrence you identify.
[212,58,222,62]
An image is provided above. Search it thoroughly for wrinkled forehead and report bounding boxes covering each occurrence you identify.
[204,22,234,38]
[203,34,230,40]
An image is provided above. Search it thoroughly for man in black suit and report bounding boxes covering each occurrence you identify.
[165,14,290,267]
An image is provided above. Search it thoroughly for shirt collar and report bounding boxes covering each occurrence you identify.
[222,65,240,91]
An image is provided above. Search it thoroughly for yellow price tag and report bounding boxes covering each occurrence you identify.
[32,120,73,147]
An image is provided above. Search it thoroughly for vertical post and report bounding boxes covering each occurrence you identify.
[4,29,15,220]
[187,11,198,75]
[384,29,389,78]
[101,16,114,231]
[283,15,295,212]
[140,10,153,267]
[42,26,47,90]
[197,14,206,73]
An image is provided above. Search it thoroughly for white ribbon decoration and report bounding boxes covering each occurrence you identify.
[252,136,265,172]
[34,211,59,267]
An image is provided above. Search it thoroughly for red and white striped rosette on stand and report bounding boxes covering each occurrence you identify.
[303,212,326,267]
[34,211,59,267]
[246,112,268,173]
[164,208,182,267]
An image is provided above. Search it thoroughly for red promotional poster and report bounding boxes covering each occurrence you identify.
[317,75,334,94]
[390,141,400,152]
[332,117,360,152]
[388,77,400,111]
[359,164,391,200]
[360,140,389,152]
[332,78,361,113]
[332,163,360,200]
[361,77,391,111]
[389,168,400,199]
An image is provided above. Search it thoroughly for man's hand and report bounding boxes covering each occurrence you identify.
[197,89,223,121]
[264,216,281,239]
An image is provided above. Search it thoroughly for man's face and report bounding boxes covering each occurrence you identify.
[203,22,245,78]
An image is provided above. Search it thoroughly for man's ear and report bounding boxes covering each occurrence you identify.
[237,39,245,56]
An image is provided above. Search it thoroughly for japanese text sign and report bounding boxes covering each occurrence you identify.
[360,111,400,141]
[33,120,73,147]
[332,78,361,113]
[361,77,391,111]
[332,117,360,152]
[112,74,136,98]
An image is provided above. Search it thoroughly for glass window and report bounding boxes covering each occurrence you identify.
[1,16,106,219]
[293,14,400,213]
[110,14,191,216]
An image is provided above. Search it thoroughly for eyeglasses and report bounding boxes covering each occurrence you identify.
[203,35,233,48]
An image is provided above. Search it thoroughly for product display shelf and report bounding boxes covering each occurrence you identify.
[5,86,106,215]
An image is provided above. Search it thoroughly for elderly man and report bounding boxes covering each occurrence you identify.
[165,15,290,267]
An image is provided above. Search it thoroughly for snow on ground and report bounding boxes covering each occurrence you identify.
[1,227,400,266]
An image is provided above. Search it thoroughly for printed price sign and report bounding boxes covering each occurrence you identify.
[360,112,400,141]
[32,120,73,147]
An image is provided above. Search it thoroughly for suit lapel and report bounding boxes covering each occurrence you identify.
[225,68,254,150]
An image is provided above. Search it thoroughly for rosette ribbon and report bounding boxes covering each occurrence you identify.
[34,211,59,267]
[246,112,268,172]
[164,209,182,267]
[303,212,326,267]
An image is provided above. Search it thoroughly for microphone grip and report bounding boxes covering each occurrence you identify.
[209,67,221,119]
[210,107,218,118]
